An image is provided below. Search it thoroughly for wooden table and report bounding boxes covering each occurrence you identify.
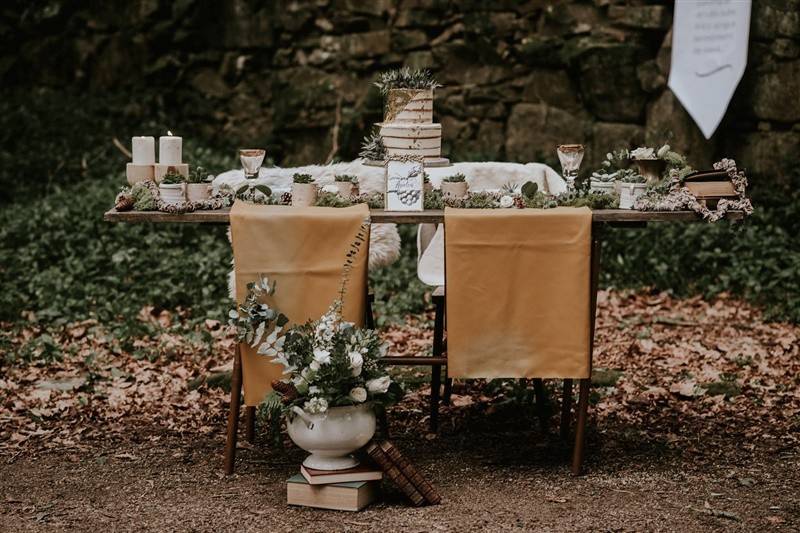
[105,206,743,475]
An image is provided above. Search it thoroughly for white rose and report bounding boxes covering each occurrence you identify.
[348,351,363,369]
[349,387,367,403]
[322,184,339,194]
[499,195,514,208]
[366,376,391,394]
[304,397,328,414]
[309,360,320,371]
[313,349,331,365]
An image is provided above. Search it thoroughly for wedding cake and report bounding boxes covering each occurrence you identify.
[379,88,442,161]
[369,69,448,165]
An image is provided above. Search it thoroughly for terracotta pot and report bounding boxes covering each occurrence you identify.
[186,183,210,202]
[292,182,318,207]
[159,183,185,206]
[634,158,666,185]
[333,181,357,197]
[441,181,468,200]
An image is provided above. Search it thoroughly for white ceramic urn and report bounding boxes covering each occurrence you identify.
[287,404,376,470]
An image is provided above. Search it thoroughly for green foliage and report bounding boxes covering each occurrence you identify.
[423,189,444,210]
[131,182,157,210]
[442,173,466,183]
[374,68,441,95]
[334,174,357,183]
[521,180,538,198]
[315,191,353,208]
[292,173,313,184]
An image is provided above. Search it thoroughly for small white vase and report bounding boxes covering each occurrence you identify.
[292,183,318,207]
[287,404,376,471]
[589,179,616,195]
[333,181,357,197]
[159,183,185,206]
[185,183,210,202]
[619,182,647,209]
[441,181,468,200]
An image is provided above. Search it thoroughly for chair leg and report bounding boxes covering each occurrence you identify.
[365,292,375,329]
[430,364,441,432]
[245,406,256,444]
[571,378,590,476]
[533,378,549,433]
[378,405,390,439]
[560,378,573,441]
[224,345,243,475]
[442,372,452,406]
[430,293,445,431]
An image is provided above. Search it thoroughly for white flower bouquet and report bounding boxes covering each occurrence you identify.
[229,275,401,418]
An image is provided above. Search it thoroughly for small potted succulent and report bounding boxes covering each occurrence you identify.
[440,173,468,200]
[159,171,186,205]
[186,166,213,202]
[618,171,647,209]
[291,173,317,207]
[589,170,618,195]
[333,174,359,197]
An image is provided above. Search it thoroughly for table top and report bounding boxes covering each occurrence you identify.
[104,207,744,225]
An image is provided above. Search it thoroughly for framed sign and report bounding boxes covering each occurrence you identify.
[385,157,424,211]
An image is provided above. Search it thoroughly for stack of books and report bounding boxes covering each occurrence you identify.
[287,463,383,512]
[365,440,441,506]
[286,440,441,511]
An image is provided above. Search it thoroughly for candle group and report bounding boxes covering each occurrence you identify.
[127,133,188,185]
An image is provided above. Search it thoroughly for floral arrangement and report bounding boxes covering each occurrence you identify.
[374,68,441,95]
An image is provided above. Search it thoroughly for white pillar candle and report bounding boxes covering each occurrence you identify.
[159,132,182,165]
[131,136,155,165]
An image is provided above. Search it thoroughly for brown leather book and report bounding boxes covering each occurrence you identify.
[364,442,425,506]
[379,440,441,505]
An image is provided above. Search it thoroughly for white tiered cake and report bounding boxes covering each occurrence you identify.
[378,88,447,165]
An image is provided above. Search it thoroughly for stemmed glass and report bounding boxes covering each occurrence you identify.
[557,144,585,191]
[240,149,265,179]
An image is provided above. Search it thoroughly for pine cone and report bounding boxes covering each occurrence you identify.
[271,380,298,404]
[115,194,134,211]
[280,191,292,205]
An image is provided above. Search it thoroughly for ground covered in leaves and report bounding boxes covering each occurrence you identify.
[1,290,798,531]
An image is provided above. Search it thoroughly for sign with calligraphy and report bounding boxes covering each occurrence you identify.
[385,157,424,211]
[668,0,751,139]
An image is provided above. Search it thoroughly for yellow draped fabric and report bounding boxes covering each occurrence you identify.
[230,202,370,406]
[444,207,592,379]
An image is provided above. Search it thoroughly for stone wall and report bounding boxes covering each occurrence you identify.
[3,0,799,178]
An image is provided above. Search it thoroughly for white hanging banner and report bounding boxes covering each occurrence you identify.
[668,0,751,139]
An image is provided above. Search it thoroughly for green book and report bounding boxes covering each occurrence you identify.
[287,474,379,511]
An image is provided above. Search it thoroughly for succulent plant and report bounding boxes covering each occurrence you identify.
[187,166,213,184]
[442,173,466,183]
[334,174,358,183]
[359,131,386,161]
[374,68,441,95]
[292,173,314,184]
[160,171,186,184]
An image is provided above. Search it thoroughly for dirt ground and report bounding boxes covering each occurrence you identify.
[2,291,799,531]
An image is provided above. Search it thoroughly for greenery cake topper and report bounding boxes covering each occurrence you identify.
[374,67,441,95]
